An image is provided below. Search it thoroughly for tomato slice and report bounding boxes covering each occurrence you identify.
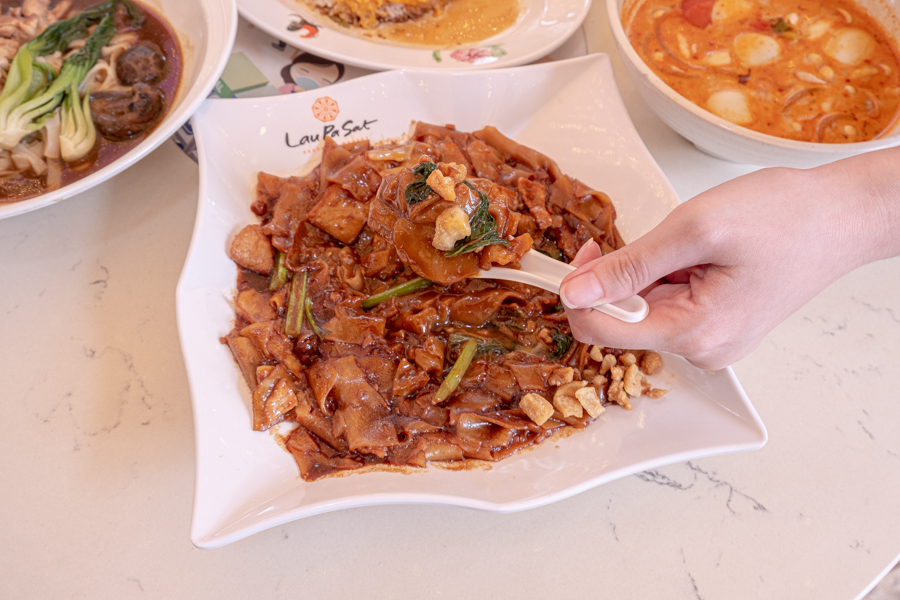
[682,0,714,28]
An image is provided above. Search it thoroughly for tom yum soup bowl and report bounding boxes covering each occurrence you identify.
[607,0,900,167]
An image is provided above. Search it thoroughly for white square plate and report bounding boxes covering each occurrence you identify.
[178,55,767,549]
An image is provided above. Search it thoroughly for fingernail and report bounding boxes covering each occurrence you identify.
[560,272,603,308]
[573,240,598,261]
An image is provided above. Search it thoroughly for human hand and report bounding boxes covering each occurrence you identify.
[559,154,898,370]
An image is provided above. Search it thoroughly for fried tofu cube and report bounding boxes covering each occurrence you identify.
[521,392,554,426]
[439,161,468,183]
[575,386,605,418]
[600,353,617,375]
[647,388,669,399]
[432,205,471,251]
[608,380,632,410]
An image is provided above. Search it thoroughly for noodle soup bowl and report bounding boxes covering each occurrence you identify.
[0,0,237,220]
[607,0,900,167]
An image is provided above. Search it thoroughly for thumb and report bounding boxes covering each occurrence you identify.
[559,211,704,308]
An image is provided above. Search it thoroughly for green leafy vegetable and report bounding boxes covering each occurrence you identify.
[0,16,116,152]
[434,339,477,404]
[444,182,510,257]
[550,331,574,359]
[769,17,800,37]
[404,161,438,206]
[361,277,432,310]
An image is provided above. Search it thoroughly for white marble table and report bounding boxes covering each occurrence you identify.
[2,5,899,599]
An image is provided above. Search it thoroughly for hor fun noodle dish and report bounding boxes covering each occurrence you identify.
[0,0,181,203]
[624,0,900,142]
[225,122,667,481]
[305,0,521,47]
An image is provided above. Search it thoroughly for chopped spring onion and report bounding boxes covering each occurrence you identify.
[269,251,289,291]
[304,296,327,339]
[361,277,432,310]
[433,339,477,404]
[284,271,307,338]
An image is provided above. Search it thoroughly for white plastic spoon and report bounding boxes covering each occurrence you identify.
[473,249,649,323]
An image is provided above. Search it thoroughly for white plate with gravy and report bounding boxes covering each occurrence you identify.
[237,0,591,71]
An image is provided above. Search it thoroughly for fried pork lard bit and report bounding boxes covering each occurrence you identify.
[224,122,668,481]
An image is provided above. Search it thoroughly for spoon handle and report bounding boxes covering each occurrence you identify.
[515,250,649,323]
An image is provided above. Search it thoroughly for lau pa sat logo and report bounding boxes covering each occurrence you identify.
[285,96,378,148]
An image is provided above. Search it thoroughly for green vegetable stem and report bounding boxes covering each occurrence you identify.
[434,339,477,404]
[361,277,433,310]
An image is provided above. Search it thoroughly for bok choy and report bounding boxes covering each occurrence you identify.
[0,16,116,152]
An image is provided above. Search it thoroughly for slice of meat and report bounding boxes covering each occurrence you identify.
[235,289,276,324]
[229,224,274,275]
[90,83,165,141]
[116,41,166,85]
[306,185,368,244]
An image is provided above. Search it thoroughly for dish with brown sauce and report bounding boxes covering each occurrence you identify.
[624,0,900,142]
[224,122,667,482]
[305,0,521,48]
[0,0,181,203]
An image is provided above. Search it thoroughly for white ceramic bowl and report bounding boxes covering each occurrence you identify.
[179,55,766,548]
[0,0,237,220]
[606,0,900,167]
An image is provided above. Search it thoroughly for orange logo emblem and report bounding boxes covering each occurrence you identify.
[312,97,339,123]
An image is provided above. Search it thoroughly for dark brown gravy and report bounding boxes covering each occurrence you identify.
[0,0,183,203]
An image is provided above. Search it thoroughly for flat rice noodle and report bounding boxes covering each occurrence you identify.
[446,389,504,424]
[392,306,438,335]
[252,366,297,431]
[420,433,465,462]
[319,136,353,190]
[393,219,480,285]
[333,404,401,451]
[490,430,551,461]
[327,154,382,202]
[565,193,604,224]
[517,178,553,230]
[226,332,265,390]
[413,347,443,374]
[453,435,494,460]
[392,358,432,398]
[330,356,390,409]
[386,437,428,468]
[466,138,503,181]
[483,364,517,401]
[239,320,304,377]
[235,289,276,324]
[361,247,403,278]
[395,394,448,427]
[307,185,368,245]
[408,196,455,225]
[306,359,339,415]
[497,164,535,188]
[434,137,474,173]
[394,415,442,436]
[366,170,408,240]
[479,410,543,433]
[287,427,361,481]
[285,223,338,270]
[473,126,562,181]
[459,361,487,386]
[548,175,576,209]
[455,412,494,442]
[261,176,319,246]
[508,362,554,392]
[257,171,287,205]
[293,391,348,451]
[323,305,386,345]
[356,356,398,395]
[413,122,469,148]
[342,138,371,153]
[448,290,527,326]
